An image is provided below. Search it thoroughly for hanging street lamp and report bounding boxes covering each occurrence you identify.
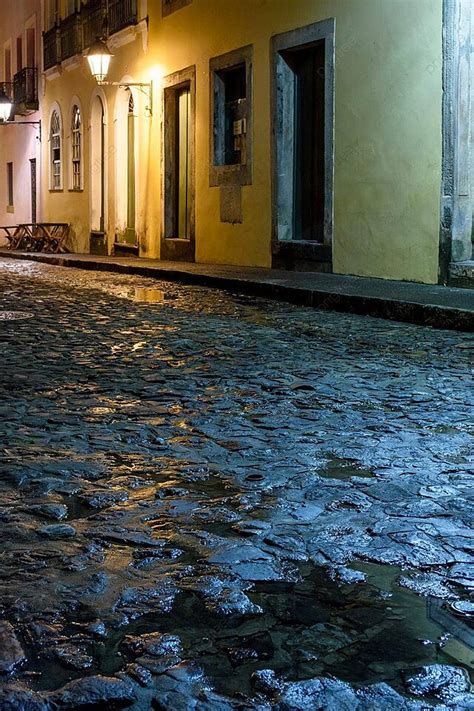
[85,38,153,116]
[86,39,113,84]
[0,85,41,138]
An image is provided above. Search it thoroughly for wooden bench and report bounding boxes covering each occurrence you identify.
[16,223,70,253]
[0,223,70,252]
[0,225,22,249]
[40,223,70,253]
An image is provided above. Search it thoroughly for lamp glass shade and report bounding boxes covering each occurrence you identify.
[87,40,113,83]
[0,89,12,122]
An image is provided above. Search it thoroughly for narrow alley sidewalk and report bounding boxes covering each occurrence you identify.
[1,249,473,331]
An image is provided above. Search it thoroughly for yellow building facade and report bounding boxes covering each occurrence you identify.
[5,0,456,284]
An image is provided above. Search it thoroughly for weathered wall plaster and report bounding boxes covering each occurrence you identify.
[36,0,443,282]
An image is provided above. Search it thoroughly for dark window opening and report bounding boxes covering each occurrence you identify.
[7,163,13,206]
[213,63,247,166]
[26,28,35,68]
[4,48,11,84]
[16,37,22,72]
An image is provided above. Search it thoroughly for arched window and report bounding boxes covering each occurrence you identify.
[50,110,62,190]
[71,105,82,190]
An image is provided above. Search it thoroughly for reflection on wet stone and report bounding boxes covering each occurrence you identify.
[0,258,473,708]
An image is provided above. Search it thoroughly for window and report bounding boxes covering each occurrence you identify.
[16,37,22,72]
[71,105,81,190]
[26,28,35,68]
[50,110,62,190]
[209,45,253,187]
[162,0,192,18]
[66,0,79,16]
[6,163,13,207]
[213,64,246,167]
[4,47,11,84]
[47,0,59,29]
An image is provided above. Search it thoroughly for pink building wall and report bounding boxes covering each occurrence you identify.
[0,0,42,242]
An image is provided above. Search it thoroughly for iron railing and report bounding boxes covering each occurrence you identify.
[82,0,107,49]
[43,0,139,69]
[43,25,61,69]
[60,12,82,60]
[13,68,38,108]
[108,0,138,35]
[0,81,13,99]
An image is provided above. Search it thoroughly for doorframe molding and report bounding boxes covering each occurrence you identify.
[29,157,37,223]
[270,18,335,270]
[439,0,473,282]
[161,64,196,262]
[89,88,108,234]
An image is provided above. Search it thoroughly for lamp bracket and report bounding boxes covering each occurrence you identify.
[98,81,153,116]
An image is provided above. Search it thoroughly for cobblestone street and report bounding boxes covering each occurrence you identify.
[0,258,473,709]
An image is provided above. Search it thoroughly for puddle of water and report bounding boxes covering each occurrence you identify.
[318,455,374,480]
[63,494,93,521]
[23,560,473,701]
[102,286,170,303]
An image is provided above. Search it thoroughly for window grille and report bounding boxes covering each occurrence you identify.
[50,110,61,190]
[71,106,81,190]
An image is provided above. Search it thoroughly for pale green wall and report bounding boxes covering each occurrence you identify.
[151,0,443,282]
[333,0,443,283]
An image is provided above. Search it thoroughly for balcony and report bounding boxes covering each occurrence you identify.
[82,0,107,50]
[60,12,82,61]
[43,25,60,70]
[108,0,138,35]
[13,68,38,113]
[43,0,140,70]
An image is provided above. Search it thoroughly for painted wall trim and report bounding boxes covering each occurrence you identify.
[270,17,335,267]
[439,0,472,282]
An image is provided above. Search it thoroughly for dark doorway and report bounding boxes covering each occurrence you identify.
[162,66,195,262]
[30,158,36,223]
[173,86,191,240]
[271,19,334,272]
[125,90,137,245]
[281,40,325,242]
[90,96,107,255]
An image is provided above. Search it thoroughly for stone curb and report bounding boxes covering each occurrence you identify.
[1,251,473,332]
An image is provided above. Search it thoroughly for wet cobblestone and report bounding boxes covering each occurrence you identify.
[0,259,473,709]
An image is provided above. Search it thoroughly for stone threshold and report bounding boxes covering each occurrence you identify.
[449,260,474,290]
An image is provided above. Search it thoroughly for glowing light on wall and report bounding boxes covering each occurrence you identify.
[0,88,13,122]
